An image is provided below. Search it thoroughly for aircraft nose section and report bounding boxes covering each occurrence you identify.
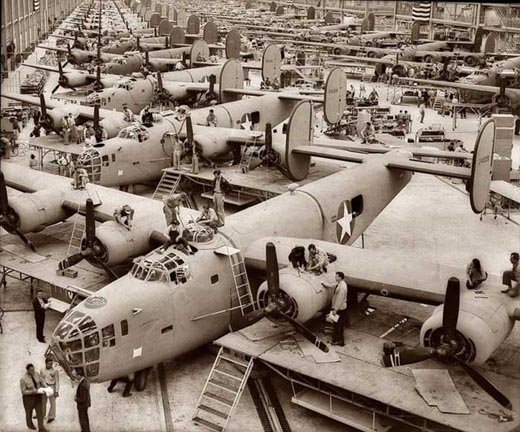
[50,309,102,381]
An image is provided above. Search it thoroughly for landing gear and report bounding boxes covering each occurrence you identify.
[134,367,151,392]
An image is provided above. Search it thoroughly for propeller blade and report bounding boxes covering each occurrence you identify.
[442,277,460,334]
[165,36,169,49]
[455,358,512,410]
[93,104,100,130]
[95,65,102,89]
[278,311,329,353]
[209,74,216,94]
[92,256,118,280]
[38,93,47,119]
[381,344,434,367]
[136,36,140,51]
[186,114,193,146]
[265,123,272,152]
[51,84,61,94]
[145,50,149,67]
[84,198,96,245]
[0,172,8,216]
[58,252,85,270]
[266,242,279,301]
[157,71,163,91]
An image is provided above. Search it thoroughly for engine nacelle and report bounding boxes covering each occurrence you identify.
[492,93,511,108]
[100,116,131,138]
[420,297,513,364]
[162,83,192,102]
[423,53,441,63]
[193,131,234,159]
[463,54,479,67]
[257,272,333,322]
[8,190,69,233]
[91,221,156,266]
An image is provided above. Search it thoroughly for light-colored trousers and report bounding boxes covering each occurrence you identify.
[42,384,56,419]
[213,192,225,226]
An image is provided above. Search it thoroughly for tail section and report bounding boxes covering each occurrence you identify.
[469,119,495,213]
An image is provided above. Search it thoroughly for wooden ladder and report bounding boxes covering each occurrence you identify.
[67,204,85,256]
[152,172,182,201]
[237,137,260,174]
[229,251,256,316]
[193,347,255,432]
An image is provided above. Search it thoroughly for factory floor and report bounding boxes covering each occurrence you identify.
[1,50,519,432]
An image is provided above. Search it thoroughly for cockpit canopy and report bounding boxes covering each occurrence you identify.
[118,123,150,141]
[115,78,136,91]
[131,249,191,284]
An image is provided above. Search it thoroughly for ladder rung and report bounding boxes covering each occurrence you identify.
[234,272,247,277]
[239,294,251,300]
[220,354,249,368]
[193,416,223,432]
[235,283,249,289]
[208,379,239,394]
[198,404,228,419]
[213,369,243,381]
[203,392,233,407]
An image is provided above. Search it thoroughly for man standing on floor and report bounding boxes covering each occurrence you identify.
[33,290,50,343]
[321,272,348,346]
[74,369,91,432]
[20,363,47,432]
[212,170,230,227]
[40,358,59,424]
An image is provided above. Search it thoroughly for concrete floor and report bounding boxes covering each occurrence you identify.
[1,40,520,432]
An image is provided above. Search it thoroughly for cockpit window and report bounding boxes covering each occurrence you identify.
[131,251,191,285]
[102,324,116,347]
[115,79,135,90]
[118,124,150,142]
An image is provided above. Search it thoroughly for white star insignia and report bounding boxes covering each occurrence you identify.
[241,113,253,131]
[337,202,353,241]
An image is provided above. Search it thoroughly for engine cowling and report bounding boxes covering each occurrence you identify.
[463,54,479,67]
[88,221,156,266]
[193,131,234,159]
[423,53,441,63]
[7,190,69,233]
[420,297,513,364]
[492,93,511,108]
[257,272,333,322]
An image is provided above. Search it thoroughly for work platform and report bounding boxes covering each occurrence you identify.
[212,305,520,432]
[160,158,349,201]
[26,134,84,171]
[0,221,109,311]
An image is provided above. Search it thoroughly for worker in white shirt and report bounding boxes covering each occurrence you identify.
[197,204,219,230]
[321,272,348,346]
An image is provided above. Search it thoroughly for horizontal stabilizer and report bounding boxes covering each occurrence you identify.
[490,180,520,204]
[387,159,471,179]
[293,146,365,163]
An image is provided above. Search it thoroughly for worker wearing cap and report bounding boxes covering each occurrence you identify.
[114,205,135,230]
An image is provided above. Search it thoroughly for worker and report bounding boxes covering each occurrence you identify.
[67,114,78,143]
[122,105,135,122]
[206,109,217,127]
[360,122,376,144]
[321,271,348,346]
[466,258,488,289]
[160,226,191,255]
[84,124,96,146]
[501,252,520,298]
[196,204,219,230]
[140,105,154,127]
[368,88,378,103]
[359,82,366,98]
[114,205,135,230]
[171,133,183,169]
[175,61,185,71]
[288,246,307,272]
[61,116,70,144]
[163,193,185,228]
[419,103,426,123]
[29,154,38,170]
[454,143,467,167]
[212,170,231,227]
[306,244,329,274]
[72,166,89,190]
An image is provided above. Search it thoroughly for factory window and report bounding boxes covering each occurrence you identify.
[161,325,173,334]
[210,274,219,285]
[351,194,363,217]
[121,320,128,336]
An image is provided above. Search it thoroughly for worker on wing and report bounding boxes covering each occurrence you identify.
[306,244,328,274]
[196,204,219,231]
[360,122,376,144]
[212,170,231,227]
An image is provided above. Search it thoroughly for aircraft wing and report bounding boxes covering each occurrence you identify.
[23,63,77,74]
[1,92,118,122]
[244,237,502,305]
[490,180,520,205]
[399,78,500,94]
[223,88,325,104]
[328,55,424,68]
[386,159,471,179]
[37,45,69,53]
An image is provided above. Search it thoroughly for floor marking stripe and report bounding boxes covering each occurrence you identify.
[158,362,174,432]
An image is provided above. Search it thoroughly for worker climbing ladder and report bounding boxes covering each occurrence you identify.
[193,347,255,432]
[228,250,256,316]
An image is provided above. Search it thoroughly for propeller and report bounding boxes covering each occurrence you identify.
[66,44,75,65]
[154,72,173,106]
[38,93,56,134]
[231,242,329,353]
[0,172,36,252]
[58,199,117,279]
[203,74,218,103]
[381,277,512,410]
